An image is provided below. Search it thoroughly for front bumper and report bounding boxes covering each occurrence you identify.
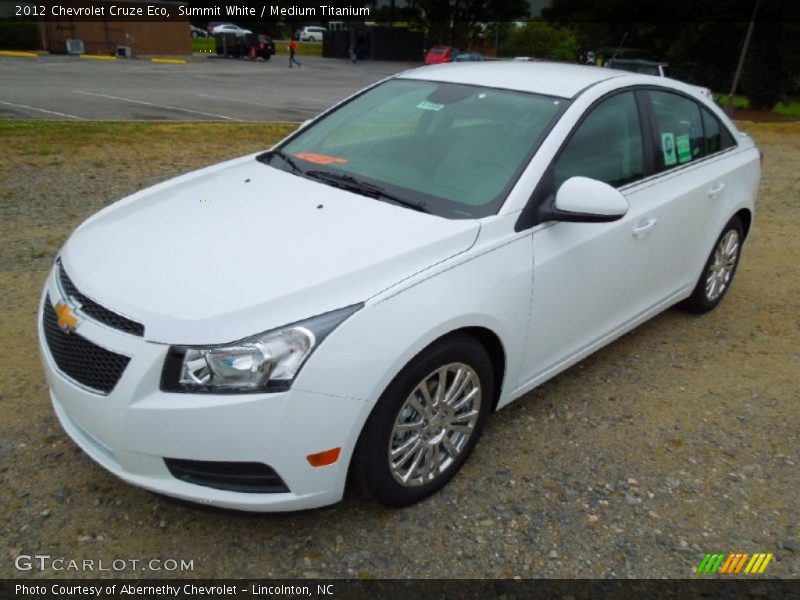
[38,269,368,512]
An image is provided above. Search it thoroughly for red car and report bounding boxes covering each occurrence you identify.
[425,45,458,65]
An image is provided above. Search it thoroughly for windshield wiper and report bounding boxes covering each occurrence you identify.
[304,170,429,213]
[258,149,303,175]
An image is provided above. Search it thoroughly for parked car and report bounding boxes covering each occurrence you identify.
[214,32,274,60]
[606,58,667,77]
[425,45,458,64]
[206,21,233,35]
[210,23,251,37]
[40,62,759,512]
[190,25,208,38]
[251,34,276,60]
[298,26,327,42]
[452,51,485,62]
[605,58,713,98]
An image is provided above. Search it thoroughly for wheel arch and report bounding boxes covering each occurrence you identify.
[734,207,752,240]
[458,326,506,412]
[345,324,507,492]
[392,326,507,412]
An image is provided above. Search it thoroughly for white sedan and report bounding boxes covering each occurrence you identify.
[39,62,760,511]
[211,23,251,37]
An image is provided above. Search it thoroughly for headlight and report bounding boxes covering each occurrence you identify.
[161,304,362,394]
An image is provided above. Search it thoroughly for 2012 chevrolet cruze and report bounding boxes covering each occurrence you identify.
[39,62,760,511]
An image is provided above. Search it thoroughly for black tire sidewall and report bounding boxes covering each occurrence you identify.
[687,215,745,313]
[355,334,494,507]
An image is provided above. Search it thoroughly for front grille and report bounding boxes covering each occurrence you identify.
[57,260,144,337]
[43,295,130,394]
[164,459,290,493]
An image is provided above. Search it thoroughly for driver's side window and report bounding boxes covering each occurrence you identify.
[553,91,645,191]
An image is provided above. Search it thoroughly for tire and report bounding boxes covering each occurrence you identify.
[352,333,494,507]
[682,215,744,314]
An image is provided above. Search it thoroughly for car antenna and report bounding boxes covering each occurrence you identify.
[610,31,628,62]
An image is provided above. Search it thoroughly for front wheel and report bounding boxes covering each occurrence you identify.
[683,215,744,313]
[352,334,494,507]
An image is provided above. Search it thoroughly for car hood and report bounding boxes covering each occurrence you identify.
[61,157,480,345]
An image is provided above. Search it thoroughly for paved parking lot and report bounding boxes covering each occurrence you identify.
[0,54,414,122]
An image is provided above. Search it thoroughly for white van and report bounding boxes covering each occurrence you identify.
[299,26,327,42]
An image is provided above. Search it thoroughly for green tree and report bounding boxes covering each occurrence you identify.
[504,21,578,61]
[542,0,800,109]
[407,0,530,49]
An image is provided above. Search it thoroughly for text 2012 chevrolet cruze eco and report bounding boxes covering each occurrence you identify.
[39,62,760,511]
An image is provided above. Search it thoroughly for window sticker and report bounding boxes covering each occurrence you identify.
[417,100,444,111]
[295,153,349,165]
[675,134,692,164]
[661,132,677,166]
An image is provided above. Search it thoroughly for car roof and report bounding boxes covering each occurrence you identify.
[399,61,629,99]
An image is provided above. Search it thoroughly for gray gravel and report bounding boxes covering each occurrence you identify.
[1,120,798,579]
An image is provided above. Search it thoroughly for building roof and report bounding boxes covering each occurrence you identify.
[400,61,627,99]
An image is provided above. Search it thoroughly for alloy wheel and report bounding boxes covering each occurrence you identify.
[705,229,740,301]
[388,363,482,487]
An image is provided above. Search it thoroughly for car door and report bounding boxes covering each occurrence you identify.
[640,89,741,290]
[519,89,681,386]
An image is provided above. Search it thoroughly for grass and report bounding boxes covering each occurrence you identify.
[191,37,215,53]
[192,37,323,57]
[774,98,800,118]
[713,93,800,118]
[272,40,323,57]
[713,94,750,109]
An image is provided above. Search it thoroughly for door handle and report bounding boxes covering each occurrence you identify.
[632,217,658,238]
[707,182,726,198]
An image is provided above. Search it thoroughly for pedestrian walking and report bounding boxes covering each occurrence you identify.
[288,36,301,68]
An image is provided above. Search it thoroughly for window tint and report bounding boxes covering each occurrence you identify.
[553,92,644,190]
[701,107,736,154]
[650,90,705,169]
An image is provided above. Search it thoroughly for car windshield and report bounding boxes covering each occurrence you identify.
[273,79,565,218]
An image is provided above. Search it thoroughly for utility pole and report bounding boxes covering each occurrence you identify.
[726,0,760,117]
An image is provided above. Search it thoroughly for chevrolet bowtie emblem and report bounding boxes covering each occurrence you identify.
[55,301,79,334]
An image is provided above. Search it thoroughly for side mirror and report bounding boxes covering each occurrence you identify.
[542,176,629,223]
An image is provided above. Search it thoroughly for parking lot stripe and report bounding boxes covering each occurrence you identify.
[151,58,187,64]
[0,50,39,58]
[72,90,240,121]
[0,100,84,120]
[195,93,319,114]
[80,55,117,61]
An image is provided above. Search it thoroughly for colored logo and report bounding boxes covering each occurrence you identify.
[696,553,773,575]
[55,301,79,334]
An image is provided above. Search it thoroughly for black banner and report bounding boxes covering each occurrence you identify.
[1,0,799,23]
[2,579,800,600]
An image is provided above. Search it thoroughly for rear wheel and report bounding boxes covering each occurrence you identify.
[353,334,494,507]
[683,215,744,313]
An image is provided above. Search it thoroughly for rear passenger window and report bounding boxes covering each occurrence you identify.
[701,107,736,154]
[553,91,644,189]
[649,90,705,170]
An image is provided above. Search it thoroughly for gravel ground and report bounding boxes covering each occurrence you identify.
[1,120,798,579]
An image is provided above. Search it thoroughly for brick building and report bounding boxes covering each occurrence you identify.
[38,1,191,56]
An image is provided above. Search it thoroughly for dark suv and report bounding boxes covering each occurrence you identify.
[215,32,276,60]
